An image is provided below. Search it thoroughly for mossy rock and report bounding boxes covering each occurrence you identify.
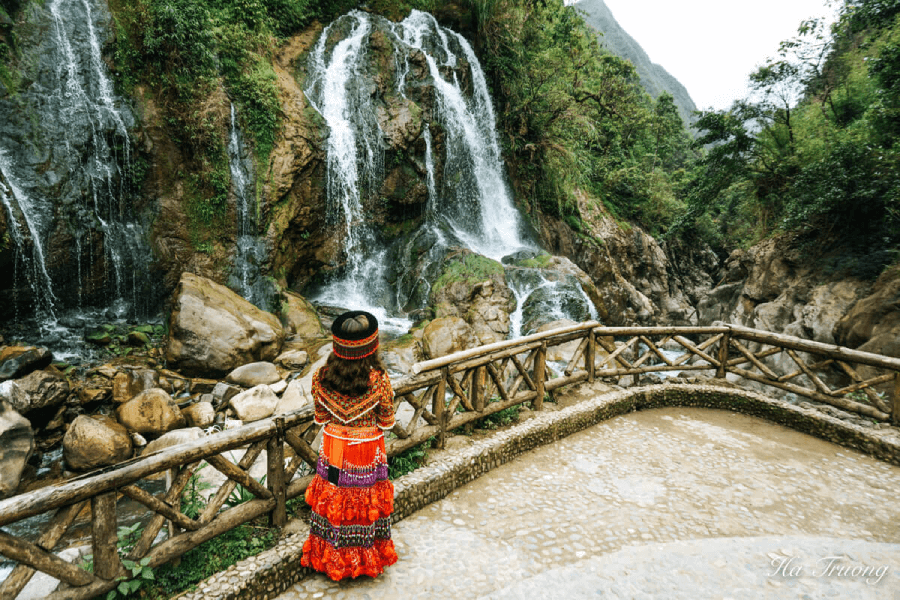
[430,251,504,301]
[86,331,112,345]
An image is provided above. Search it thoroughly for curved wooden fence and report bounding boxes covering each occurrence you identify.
[1,323,899,599]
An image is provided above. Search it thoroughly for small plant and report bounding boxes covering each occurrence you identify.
[226,474,266,507]
[388,438,434,479]
[480,405,521,430]
[81,522,156,599]
[182,464,212,519]
[108,558,155,600]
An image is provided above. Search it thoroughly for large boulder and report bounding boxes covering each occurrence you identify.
[143,428,205,456]
[0,346,52,381]
[181,402,215,428]
[275,349,308,371]
[63,415,132,472]
[117,389,186,436]
[836,265,900,355]
[165,273,285,376]
[537,319,581,362]
[422,317,479,359]
[279,291,326,340]
[429,250,513,345]
[13,370,70,414]
[381,333,425,374]
[230,385,278,422]
[275,379,312,414]
[0,399,33,498]
[112,369,160,404]
[226,362,281,387]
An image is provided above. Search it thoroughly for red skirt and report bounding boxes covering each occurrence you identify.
[301,424,398,580]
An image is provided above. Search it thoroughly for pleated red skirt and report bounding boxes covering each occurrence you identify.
[301,423,398,580]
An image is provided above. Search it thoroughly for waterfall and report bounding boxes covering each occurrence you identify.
[227,103,271,311]
[304,10,539,330]
[0,0,152,332]
[0,151,59,323]
[305,12,405,329]
[393,11,532,261]
[49,0,148,317]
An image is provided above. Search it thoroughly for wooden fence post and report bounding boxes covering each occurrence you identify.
[472,366,485,412]
[586,330,595,382]
[434,368,448,449]
[893,373,900,426]
[91,491,121,580]
[534,342,546,411]
[716,332,731,379]
[268,418,287,528]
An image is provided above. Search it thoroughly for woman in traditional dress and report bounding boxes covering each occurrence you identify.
[301,310,399,580]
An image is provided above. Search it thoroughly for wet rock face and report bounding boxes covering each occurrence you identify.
[534,197,712,327]
[165,273,285,376]
[0,346,53,381]
[0,399,33,498]
[0,0,158,320]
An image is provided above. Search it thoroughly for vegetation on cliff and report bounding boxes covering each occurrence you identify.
[468,0,695,237]
[676,0,900,277]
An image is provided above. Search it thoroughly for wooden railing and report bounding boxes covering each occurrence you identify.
[1,322,899,598]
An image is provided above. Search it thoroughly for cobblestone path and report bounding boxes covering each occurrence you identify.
[277,407,900,599]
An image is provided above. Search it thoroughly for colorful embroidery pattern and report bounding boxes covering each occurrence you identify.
[312,368,395,429]
[309,513,392,549]
[316,455,389,488]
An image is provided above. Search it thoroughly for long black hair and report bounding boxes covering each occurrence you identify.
[321,314,386,396]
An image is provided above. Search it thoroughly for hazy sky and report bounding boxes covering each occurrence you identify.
[579,0,840,112]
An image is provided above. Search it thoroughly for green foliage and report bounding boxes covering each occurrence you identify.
[149,522,278,597]
[479,404,520,430]
[431,252,503,299]
[465,0,693,235]
[675,1,900,262]
[82,523,156,600]
[226,474,266,507]
[388,437,434,479]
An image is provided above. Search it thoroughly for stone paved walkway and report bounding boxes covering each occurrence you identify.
[277,407,900,599]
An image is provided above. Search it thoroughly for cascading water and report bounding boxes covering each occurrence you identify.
[0,0,153,345]
[304,13,405,329]
[0,151,59,324]
[507,269,599,338]
[227,103,271,311]
[305,9,598,336]
[392,11,532,261]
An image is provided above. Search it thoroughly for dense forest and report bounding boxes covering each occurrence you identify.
[0,0,896,276]
[679,0,900,278]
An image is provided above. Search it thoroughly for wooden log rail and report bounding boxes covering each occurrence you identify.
[2,322,900,599]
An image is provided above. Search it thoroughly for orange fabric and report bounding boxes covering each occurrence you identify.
[301,536,398,581]
[320,424,386,472]
[304,477,394,524]
[302,425,397,581]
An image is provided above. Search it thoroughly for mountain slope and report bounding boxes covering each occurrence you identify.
[573,0,698,127]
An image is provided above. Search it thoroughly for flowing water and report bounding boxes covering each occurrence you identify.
[227,103,271,311]
[303,10,590,334]
[0,0,152,343]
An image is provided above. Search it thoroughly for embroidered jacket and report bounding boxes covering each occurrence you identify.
[311,368,396,430]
